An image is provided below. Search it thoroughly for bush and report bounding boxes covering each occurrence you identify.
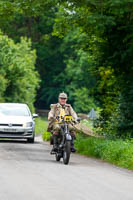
[42,131,51,141]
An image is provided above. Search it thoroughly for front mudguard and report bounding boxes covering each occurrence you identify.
[66,134,72,141]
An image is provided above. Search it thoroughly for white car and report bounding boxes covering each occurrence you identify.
[0,103,38,143]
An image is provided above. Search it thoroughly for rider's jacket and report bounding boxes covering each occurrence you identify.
[48,103,77,121]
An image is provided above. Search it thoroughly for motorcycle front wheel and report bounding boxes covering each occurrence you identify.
[55,153,61,162]
[63,140,71,165]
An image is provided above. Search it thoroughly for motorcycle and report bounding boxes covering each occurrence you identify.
[50,115,76,165]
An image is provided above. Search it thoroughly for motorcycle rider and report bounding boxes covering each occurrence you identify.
[48,92,78,152]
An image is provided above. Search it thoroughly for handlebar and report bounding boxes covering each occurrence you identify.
[50,115,80,124]
[55,115,76,124]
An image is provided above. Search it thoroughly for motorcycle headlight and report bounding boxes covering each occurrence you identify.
[23,122,33,128]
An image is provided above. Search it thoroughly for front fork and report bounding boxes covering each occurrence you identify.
[51,124,72,155]
[60,124,72,148]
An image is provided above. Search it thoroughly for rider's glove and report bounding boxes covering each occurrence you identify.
[56,116,60,120]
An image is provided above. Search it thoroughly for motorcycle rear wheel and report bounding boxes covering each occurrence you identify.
[63,141,71,165]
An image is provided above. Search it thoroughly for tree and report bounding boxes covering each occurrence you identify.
[0,4,68,108]
[53,0,133,136]
[59,28,97,111]
[0,32,40,111]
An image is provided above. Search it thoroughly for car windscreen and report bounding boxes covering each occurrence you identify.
[0,105,30,116]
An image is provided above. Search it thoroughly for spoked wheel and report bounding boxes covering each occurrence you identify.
[63,141,71,165]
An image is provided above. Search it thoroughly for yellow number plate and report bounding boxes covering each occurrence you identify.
[64,116,72,121]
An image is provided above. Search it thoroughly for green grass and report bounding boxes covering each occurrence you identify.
[35,117,48,135]
[75,134,133,170]
[34,117,51,141]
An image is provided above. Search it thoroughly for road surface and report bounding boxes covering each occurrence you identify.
[0,136,133,200]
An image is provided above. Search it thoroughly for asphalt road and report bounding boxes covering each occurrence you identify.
[0,136,133,200]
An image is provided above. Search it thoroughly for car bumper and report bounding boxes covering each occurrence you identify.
[0,127,34,139]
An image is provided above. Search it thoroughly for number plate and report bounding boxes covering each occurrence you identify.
[4,129,17,132]
[64,116,72,121]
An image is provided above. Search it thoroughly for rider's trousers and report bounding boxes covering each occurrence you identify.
[52,123,75,136]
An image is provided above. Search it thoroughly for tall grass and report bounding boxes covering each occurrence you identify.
[75,135,133,170]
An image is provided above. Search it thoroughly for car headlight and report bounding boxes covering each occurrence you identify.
[23,122,33,128]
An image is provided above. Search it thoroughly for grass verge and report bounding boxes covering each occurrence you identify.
[75,134,133,170]
[35,117,51,141]
[35,117,48,134]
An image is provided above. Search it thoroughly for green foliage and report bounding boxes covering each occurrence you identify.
[61,29,97,111]
[52,0,133,136]
[35,117,48,135]
[0,0,58,19]
[0,0,133,136]
[74,88,96,113]
[0,1,66,108]
[3,12,68,108]
[81,119,94,130]
[0,1,97,113]
[35,117,51,141]
[42,131,51,141]
[117,86,133,136]
[0,32,40,111]
[75,135,133,169]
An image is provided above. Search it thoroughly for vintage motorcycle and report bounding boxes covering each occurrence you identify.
[50,115,77,165]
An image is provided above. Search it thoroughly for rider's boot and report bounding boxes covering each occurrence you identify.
[71,136,76,153]
[52,134,58,152]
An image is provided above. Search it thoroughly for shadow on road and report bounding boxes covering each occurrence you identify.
[0,139,27,144]
[0,139,41,144]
